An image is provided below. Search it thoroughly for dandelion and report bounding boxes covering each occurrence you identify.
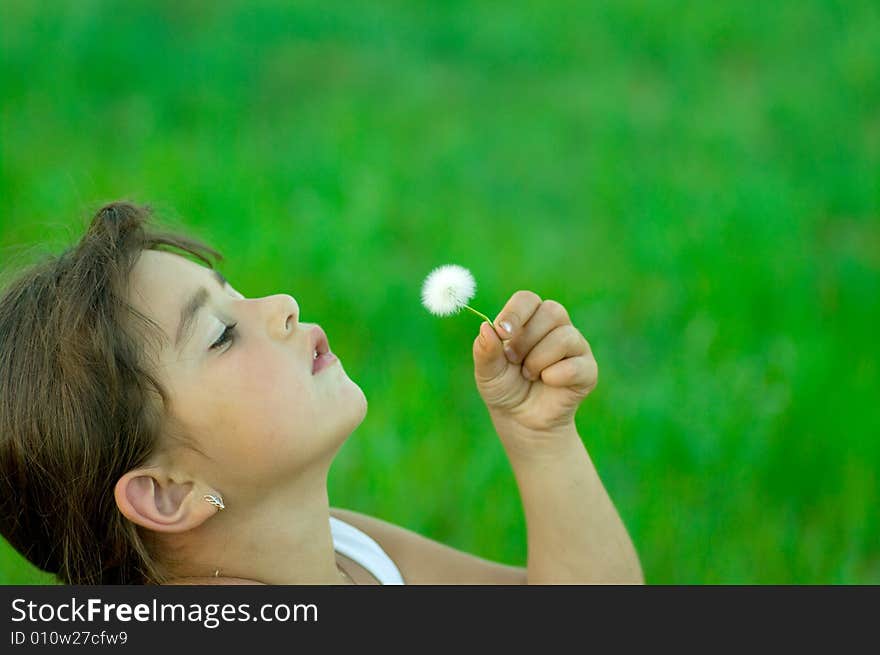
[421,264,499,335]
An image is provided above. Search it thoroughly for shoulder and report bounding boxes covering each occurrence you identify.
[329,507,526,585]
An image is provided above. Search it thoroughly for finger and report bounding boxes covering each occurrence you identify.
[492,290,543,340]
[540,352,599,393]
[472,321,508,383]
[502,299,572,366]
[520,324,589,381]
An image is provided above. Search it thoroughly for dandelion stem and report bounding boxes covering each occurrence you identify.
[462,304,501,338]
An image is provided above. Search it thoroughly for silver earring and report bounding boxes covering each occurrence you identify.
[203,493,225,510]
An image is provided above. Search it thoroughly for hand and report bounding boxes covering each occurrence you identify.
[472,290,598,440]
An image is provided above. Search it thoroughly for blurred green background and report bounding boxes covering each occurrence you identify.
[1,0,878,584]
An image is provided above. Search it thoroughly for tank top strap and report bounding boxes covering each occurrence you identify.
[329,516,405,585]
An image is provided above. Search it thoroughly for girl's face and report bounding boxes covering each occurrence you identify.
[127,250,367,496]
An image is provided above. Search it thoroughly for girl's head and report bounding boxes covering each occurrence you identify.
[0,201,367,584]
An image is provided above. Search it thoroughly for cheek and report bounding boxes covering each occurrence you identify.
[218,349,317,447]
[235,347,311,400]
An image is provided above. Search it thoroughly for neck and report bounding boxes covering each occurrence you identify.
[161,459,350,585]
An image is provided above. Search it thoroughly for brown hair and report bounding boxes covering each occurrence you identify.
[0,201,223,584]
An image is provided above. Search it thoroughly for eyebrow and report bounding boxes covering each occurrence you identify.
[174,269,229,351]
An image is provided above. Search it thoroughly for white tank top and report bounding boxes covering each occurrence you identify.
[329,516,405,585]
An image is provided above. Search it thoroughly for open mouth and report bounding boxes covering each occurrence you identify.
[310,326,337,374]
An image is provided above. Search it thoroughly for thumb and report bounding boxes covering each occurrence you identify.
[473,321,508,382]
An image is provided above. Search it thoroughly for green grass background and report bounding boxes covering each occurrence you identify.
[1,0,878,584]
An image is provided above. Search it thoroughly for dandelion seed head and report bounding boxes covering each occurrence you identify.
[420,264,477,316]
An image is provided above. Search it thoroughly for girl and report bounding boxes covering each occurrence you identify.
[0,201,642,585]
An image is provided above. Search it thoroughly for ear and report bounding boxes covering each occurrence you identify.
[114,467,219,533]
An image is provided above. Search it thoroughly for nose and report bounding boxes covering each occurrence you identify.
[267,294,299,339]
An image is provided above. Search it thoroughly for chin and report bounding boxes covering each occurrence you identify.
[349,383,369,428]
[332,380,368,439]
[340,371,368,413]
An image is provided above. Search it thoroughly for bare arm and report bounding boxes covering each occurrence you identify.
[499,424,643,584]
[471,290,643,584]
[330,422,644,587]
[329,507,526,584]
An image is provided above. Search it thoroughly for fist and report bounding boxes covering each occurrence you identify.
[473,291,598,437]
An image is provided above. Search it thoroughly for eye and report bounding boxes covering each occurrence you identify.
[210,323,237,350]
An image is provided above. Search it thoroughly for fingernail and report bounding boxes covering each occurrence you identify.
[500,320,512,335]
[504,344,515,363]
[521,367,533,380]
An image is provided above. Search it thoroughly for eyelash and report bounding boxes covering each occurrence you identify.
[211,323,237,350]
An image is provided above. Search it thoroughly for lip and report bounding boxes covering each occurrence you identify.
[313,350,338,374]
[309,325,331,374]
